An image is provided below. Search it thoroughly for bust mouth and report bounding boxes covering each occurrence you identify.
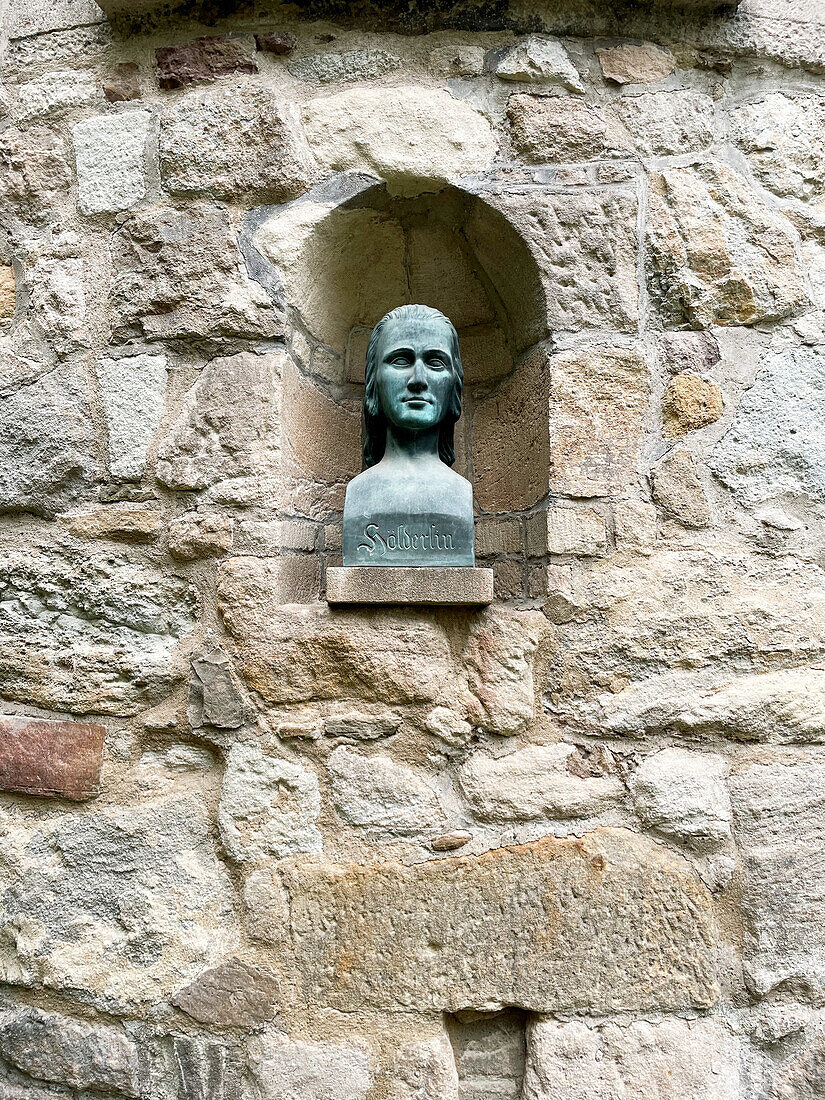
[402,396,433,405]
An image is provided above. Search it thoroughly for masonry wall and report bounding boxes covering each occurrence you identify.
[1,0,824,1096]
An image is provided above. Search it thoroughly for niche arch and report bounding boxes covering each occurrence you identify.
[251,176,551,522]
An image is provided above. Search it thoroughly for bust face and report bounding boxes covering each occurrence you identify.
[375,314,457,434]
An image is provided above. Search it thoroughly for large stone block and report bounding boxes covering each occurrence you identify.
[325,566,493,606]
[72,110,151,216]
[110,203,284,341]
[0,127,73,224]
[730,91,825,201]
[171,958,280,1028]
[507,95,632,162]
[7,0,104,39]
[651,448,711,527]
[611,90,715,156]
[329,746,444,835]
[596,42,675,84]
[17,70,102,123]
[285,828,717,1013]
[247,1035,372,1100]
[303,86,496,195]
[647,160,808,326]
[463,609,547,736]
[155,35,257,89]
[494,35,583,91]
[97,352,167,480]
[0,716,104,800]
[629,748,731,848]
[159,83,310,202]
[0,545,194,715]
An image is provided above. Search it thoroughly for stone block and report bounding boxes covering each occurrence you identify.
[290,50,402,83]
[613,499,657,555]
[528,507,608,557]
[171,958,279,1028]
[660,331,720,375]
[448,1011,525,1100]
[662,372,723,437]
[596,42,675,83]
[629,748,731,847]
[507,94,632,162]
[255,31,296,55]
[548,343,650,497]
[731,91,825,201]
[388,1036,459,1100]
[168,512,234,560]
[26,254,86,349]
[103,62,141,102]
[326,567,493,606]
[303,86,496,195]
[0,127,73,224]
[329,746,444,834]
[72,110,151,216]
[475,518,523,556]
[159,83,310,202]
[172,1036,244,1100]
[0,266,15,319]
[458,743,623,823]
[97,352,167,480]
[155,35,257,89]
[463,609,547,735]
[651,448,710,527]
[17,70,102,123]
[64,504,161,541]
[285,828,717,1013]
[428,44,485,76]
[0,715,104,800]
[189,646,248,731]
[493,35,583,91]
[611,90,715,156]
[7,0,105,39]
[247,1035,372,1100]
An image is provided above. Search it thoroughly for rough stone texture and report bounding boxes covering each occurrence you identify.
[0,367,96,516]
[0,546,193,715]
[72,110,151,215]
[0,127,73,224]
[647,160,808,326]
[547,344,650,496]
[97,352,167,480]
[303,86,496,195]
[730,757,825,997]
[0,1006,139,1096]
[6,0,105,39]
[0,794,237,1012]
[463,609,547,735]
[507,94,633,162]
[155,36,258,90]
[64,504,161,541]
[172,1036,244,1100]
[494,35,584,91]
[614,499,657,555]
[523,1017,742,1099]
[247,1035,372,1100]
[218,742,322,862]
[189,646,248,730]
[388,1037,459,1100]
[286,829,717,1013]
[611,90,715,156]
[530,507,608,556]
[171,958,280,1028]
[103,62,141,103]
[0,716,104,800]
[329,746,443,834]
[458,743,623,822]
[326,566,493,606]
[731,91,825,201]
[0,267,15,320]
[429,44,485,76]
[651,448,711,526]
[17,70,102,123]
[110,204,283,341]
[159,84,310,201]
[662,371,724,437]
[596,42,676,83]
[156,351,282,505]
[630,748,732,847]
[290,50,402,83]
[710,343,825,505]
[256,31,297,55]
[168,512,234,560]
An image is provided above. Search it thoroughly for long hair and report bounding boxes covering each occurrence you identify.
[363,304,463,468]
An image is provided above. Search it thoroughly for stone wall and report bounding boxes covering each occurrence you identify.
[1,0,824,1095]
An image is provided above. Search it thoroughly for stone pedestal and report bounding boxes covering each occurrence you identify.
[326,567,493,606]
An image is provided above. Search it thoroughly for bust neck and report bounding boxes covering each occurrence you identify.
[380,424,442,466]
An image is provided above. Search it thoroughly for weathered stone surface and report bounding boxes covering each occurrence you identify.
[388,1037,458,1100]
[155,35,257,89]
[661,330,720,375]
[255,31,296,55]
[159,84,309,202]
[663,372,723,437]
[768,1026,825,1099]
[329,747,443,834]
[6,0,105,39]
[459,743,623,823]
[26,252,86,348]
[464,609,546,736]
[507,95,632,162]
[17,70,102,123]
[647,160,808,327]
[103,62,141,102]
[72,110,151,216]
[710,343,825,505]
[0,794,237,1011]
[290,50,402,83]
[630,748,731,847]
[172,1036,244,1100]
[613,499,657,555]
[731,756,825,997]
[429,43,485,76]
[172,958,279,1028]
[247,1035,372,1100]
[523,1017,742,1099]
[611,90,715,156]
[218,742,322,862]
[111,204,283,341]
[286,828,717,1013]
[0,546,193,715]
[0,127,72,223]
[326,566,493,606]
[0,1006,138,1096]
[528,507,608,557]
[494,35,584,91]
[97,352,167,480]
[547,343,649,496]
[168,512,234,560]
[189,645,248,731]
[731,91,825,201]
[0,267,15,320]
[156,351,281,505]
[0,367,96,516]
[597,42,676,84]
[449,1011,525,1100]
[0,716,104,800]
[303,87,496,195]
[652,448,711,527]
[64,504,161,541]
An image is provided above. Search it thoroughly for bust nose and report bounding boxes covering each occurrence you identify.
[407,359,428,393]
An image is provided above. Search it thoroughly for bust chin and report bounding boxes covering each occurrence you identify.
[341,304,476,568]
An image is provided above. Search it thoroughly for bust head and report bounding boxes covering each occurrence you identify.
[363,304,463,468]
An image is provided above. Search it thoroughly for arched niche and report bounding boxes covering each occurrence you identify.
[251,176,550,520]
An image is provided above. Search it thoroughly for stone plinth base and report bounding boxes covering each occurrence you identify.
[326,567,493,606]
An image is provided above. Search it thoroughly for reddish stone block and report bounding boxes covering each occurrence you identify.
[0,716,104,800]
[255,31,297,56]
[155,36,258,90]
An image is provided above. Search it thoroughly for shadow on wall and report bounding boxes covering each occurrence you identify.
[249,176,551,519]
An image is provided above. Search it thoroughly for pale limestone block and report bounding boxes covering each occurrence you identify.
[18,70,102,122]
[0,266,15,319]
[596,42,676,84]
[72,110,151,215]
[463,609,547,736]
[508,94,633,162]
[614,500,657,555]
[167,512,233,560]
[289,50,401,83]
[218,742,322,862]
[630,748,731,847]
[326,566,493,606]
[428,44,485,76]
[494,35,584,91]
[329,746,444,834]
[247,1035,371,1100]
[530,507,608,557]
[611,89,715,156]
[730,91,825,201]
[27,256,86,341]
[7,0,105,38]
[652,448,710,527]
[97,352,167,480]
[0,126,73,223]
[387,1036,459,1100]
